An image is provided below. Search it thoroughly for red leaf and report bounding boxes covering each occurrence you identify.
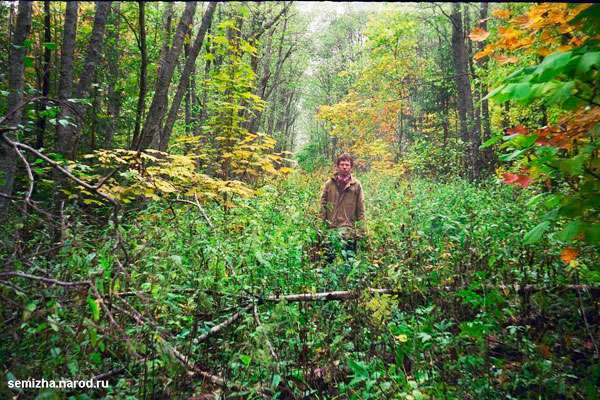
[502,172,532,187]
[506,125,528,136]
[502,173,519,184]
[515,175,533,188]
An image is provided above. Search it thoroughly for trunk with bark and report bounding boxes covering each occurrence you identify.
[35,0,52,149]
[104,2,122,148]
[450,3,481,180]
[137,2,197,150]
[57,1,111,159]
[56,0,77,138]
[0,0,32,211]
[131,1,147,149]
[160,2,217,151]
[477,2,493,171]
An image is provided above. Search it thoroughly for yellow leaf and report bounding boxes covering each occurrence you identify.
[492,9,511,20]
[560,247,578,264]
[538,47,552,57]
[493,54,518,64]
[469,27,490,42]
[474,45,494,60]
[558,44,573,52]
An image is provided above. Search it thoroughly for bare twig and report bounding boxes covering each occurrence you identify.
[249,2,292,41]
[0,271,91,287]
[0,131,119,208]
[174,193,213,228]
[252,302,279,361]
[192,303,253,345]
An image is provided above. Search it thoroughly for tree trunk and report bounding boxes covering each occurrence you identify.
[55,0,78,158]
[0,0,32,211]
[137,2,197,150]
[104,2,122,148]
[56,1,111,159]
[477,2,493,171]
[35,0,51,149]
[76,2,111,99]
[130,1,147,149]
[197,31,214,136]
[184,43,192,134]
[450,3,480,180]
[160,2,217,151]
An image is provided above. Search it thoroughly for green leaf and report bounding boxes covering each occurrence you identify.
[89,351,102,365]
[417,332,432,342]
[271,374,281,388]
[239,354,251,367]
[510,134,538,149]
[546,81,576,106]
[480,135,501,149]
[87,295,100,321]
[500,148,527,162]
[25,301,37,312]
[535,51,574,82]
[42,42,57,50]
[584,223,600,244]
[576,51,600,76]
[524,221,550,244]
[557,219,583,242]
[348,359,369,379]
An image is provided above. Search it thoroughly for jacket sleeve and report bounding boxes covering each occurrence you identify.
[356,183,365,221]
[320,182,329,221]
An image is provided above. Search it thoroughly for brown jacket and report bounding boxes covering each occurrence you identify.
[320,175,365,229]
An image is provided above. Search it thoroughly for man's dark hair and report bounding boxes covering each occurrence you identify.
[336,153,354,166]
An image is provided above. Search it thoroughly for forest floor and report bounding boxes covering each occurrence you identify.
[2,169,598,399]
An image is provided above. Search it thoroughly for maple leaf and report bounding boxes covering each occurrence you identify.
[493,9,511,20]
[474,45,494,60]
[506,125,529,136]
[502,173,519,184]
[560,247,578,264]
[537,47,552,57]
[515,174,533,188]
[494,54,518,64]
[512,15,530,27]
[469,27,490,42]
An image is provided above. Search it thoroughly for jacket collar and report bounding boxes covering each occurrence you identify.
[331,174,356,182]
[331,174,356,190]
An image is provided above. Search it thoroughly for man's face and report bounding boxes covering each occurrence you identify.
[337,160,352,175]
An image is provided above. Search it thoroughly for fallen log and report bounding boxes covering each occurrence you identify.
[264,284,600,302]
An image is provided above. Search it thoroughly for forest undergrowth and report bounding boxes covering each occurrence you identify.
[2,168,598,400]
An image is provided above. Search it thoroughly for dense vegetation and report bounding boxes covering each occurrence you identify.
[0,2,598,399]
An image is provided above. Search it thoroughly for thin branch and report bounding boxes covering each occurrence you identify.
[0,131,120,208]
[0,271,91,287]
[14,145,33,206]
[250,2,292,41]
[175,194,213,228]
[192,303,253,345]
[252,302,279,361]
[263,285,600,302]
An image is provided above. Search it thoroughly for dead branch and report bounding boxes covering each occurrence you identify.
[0,270,91,288]
[110,295,227,386]
[0,130,120,208]
[90,367,127,382]
[174,193,213,228]
[192,303,253,345]
[252,302,279,362]
[264,285,600,303]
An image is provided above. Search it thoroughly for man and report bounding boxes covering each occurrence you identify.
[320,153,366,256]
